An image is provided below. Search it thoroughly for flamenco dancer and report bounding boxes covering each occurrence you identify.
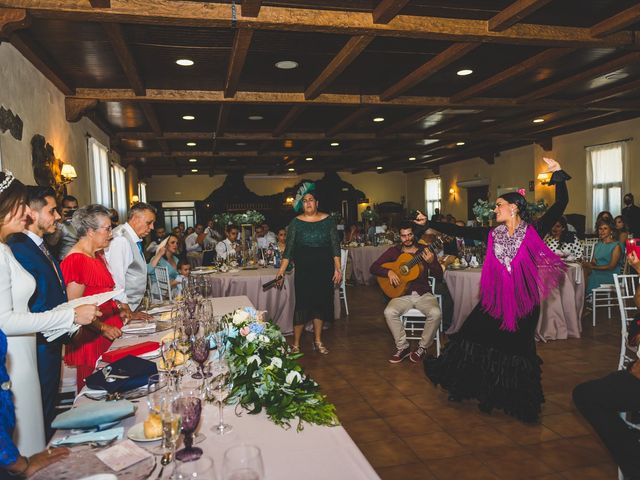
[423,157,570,423]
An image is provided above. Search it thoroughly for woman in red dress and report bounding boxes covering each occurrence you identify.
[61,205,125,390]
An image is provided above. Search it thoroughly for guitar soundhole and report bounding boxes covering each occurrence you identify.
[399,265,409,275]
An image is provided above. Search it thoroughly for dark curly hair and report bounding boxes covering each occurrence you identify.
[553,216,578,248]
[498,192,532,224]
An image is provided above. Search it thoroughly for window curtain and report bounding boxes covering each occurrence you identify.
[110,163,127,221]
[138,182,147,203]
[88,137,111,207]
[425,177,441,219]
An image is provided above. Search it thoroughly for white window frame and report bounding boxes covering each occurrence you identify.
[586,141,629,232]
[137,182,147,203]
[425,177,442,220]
[110,162,127,221]
[88,137,111,207]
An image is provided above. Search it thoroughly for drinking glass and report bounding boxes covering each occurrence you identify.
[191,336,211,380]
[160,340,177,373]
[175,455,217,479]
[160,410,181,459]
[221,445,264,480]
[147,373,176,455]
[208,372,233,435]
[172,390,204,461]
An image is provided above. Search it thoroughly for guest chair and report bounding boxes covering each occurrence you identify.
[400,277,443,356]
[581,240,596,262]
[147,273,163,303]
[155,266,173,302]
[613,274,639,371]
[339,249,349,316]
[592,283,617,327]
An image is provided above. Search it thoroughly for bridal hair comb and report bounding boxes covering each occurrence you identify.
[0,171,15,194]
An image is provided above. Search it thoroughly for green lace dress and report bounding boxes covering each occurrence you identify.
[283,216,341,325]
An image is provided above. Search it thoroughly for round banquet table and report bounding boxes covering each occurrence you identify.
[444,262,584,341]
[194,267,342,335]
[348,245,392,286]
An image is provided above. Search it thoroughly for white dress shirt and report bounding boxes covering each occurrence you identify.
[105,222,141,305]
[185,232,203,253]
[25,229,44,247]
[215,238,237,260]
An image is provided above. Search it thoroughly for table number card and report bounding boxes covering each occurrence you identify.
[95,439,152,472]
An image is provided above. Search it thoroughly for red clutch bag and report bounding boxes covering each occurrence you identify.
[102,341,159,363]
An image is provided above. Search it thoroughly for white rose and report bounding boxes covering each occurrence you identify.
[247,355,262,366]
[232,310,251,325]
[259,334,270,344]
[285,370,301,385]
[246,332,257,342]
[270,357,282,369]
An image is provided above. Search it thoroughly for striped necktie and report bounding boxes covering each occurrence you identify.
[39,242,63,286]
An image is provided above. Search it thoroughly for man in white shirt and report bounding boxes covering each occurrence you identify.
[185,224,204,253]
[204,220,220,250]
[145,226,167,257]
[215,224,240,260]
[261,222,277,245]
[105,202,156,318]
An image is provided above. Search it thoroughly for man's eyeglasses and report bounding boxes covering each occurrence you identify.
[97,225,113,232]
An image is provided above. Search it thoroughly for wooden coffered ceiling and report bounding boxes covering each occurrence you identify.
[1,0,640,176]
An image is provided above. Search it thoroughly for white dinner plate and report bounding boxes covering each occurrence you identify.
[137,348,161,360]
[127,422,161,443]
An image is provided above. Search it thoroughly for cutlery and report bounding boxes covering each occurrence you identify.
[56,435,120,448]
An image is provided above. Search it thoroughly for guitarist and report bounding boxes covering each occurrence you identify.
[370,221,443,364]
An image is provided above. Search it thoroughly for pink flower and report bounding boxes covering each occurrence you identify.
[240,326,250,336]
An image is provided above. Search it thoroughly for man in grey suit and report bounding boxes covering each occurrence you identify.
[105,202,156,319]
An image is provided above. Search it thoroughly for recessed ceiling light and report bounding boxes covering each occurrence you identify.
[248,115,263,121]
[191,168,198,173]
[409,156,416,161]
[176,59,194,67]
[481,118,496,123]
[189,158,197,163]
[330,142,339,147]
[288,168,295,172]
[275,60,298,70]
[186,142,197,147]
[305,156,313,161]
[376,166,383,170]
[456,141,465,146]
[373,117,385,123]
[236,142,247,146]
[182,115,195,121]
[457,69,473,76]
[604,72,629,81]
[533,118,545,123]
[229,158,237,162]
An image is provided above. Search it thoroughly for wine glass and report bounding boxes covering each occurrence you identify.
[222,445,264,480]
[191,336,211,380]
[175,455,217,479]
[147,373,176,455]
[208,372,233,435]
[172,389,204,461]
[160,340,177,373]
[160,410,181,459]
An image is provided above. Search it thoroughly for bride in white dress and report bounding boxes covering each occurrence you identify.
[0,171,99,455]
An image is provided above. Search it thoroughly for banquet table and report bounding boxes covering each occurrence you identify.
[348,245,392,286]
[194,267,342,336]
[444,262,584,341]
[47,296,379,480]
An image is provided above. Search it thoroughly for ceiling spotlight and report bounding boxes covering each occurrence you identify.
[248,115,263,121]
[373,117,385,123]
[409,156,416,161]
[186,142,197,147]
[457,69,473,76]
[176,59,194,67]
[330,142,339,147]
[481,118,496,123]
[229,158,237,162]
[288,168,295,172]
[604,72,629,81]
[182,115,195,120]
[236,142,247,146]
[456,141,465,146]
[305,156,313,161]
[189,158,197,163]
[532,118,545,123]
[191,168,198,173]
[376,166,383,170]
[275,60,299,70]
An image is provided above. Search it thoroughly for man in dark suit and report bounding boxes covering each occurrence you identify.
[7,186,67,441]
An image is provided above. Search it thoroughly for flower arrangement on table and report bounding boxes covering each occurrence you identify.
[361,208,379,223]
[220,307,339,431]
[212,210,266,227]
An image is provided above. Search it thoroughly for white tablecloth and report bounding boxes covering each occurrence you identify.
[347,246,391,286]
[52,296,378,480]
[444,263,584,341]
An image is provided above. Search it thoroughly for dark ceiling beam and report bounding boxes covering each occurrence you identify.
[224,28,253,98]
[273,105,306,137]
[14,1,636,47]
[241,0,261,17]
[326,107,377,137]
[65,98,97,122]
[519,110,622,136]
[519,51,640,102]
[126,150,348,159]
[118,131,430,141]
[450,47,575,102]
[372,0,410,24]
[578,78,640,104]
[376,108,440,136]
[380,42,480,101]
[139,103,169,152]
[418,113,484,138]
[212,104,230,152]
[488,0,553,32]
[89,0,110,7]
[590,4,640,38]
[305,35,374,100]
[0,7,29,36]
[102,22,144,95]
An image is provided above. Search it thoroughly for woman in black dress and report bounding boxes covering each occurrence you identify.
[423,158,570,423]
[276,183,342,354]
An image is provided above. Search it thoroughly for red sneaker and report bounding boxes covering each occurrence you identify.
[389,346,411,364]
[409,347,427,363]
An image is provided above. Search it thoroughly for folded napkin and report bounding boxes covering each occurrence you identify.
[102,341,160,363]
[50,427,124,446]
[122,322,156,335]
[52,400,134,429]
[86,355,158,393]
[147,305,173,315]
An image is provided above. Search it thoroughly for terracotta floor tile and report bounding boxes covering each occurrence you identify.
[448,425,514,450]
[334,401,379,423]
[427,455,500,480]
[494,421,560,445]
[559,463,619,480]
[341,417,395,444]
[357,437,420,468]
[383,412,443,437]
[541,412,592,438]
[376,462,437,480]
[404,430,469,461]
[366,395,424,418]
[475,446,554,479]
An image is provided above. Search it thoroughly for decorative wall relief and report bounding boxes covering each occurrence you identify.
[0,106,23,140]
[31,134,64,198]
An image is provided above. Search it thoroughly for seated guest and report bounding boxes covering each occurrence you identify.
[148,234,180,290]
[276,227,294,272]
[584,219,622,296]
[370,221,443,364]
[544,216,583,259]
[596,210,614,227]
[185,223,204,253]
[204,220,220,249]
[7,186,69,441]
[343,223,362,244]
[0,328,71,477]
[0,172,98,455]
[47,194,79,261]
[62,205,126,390]
[175,260,191,296]
[261,222,277,245]
[185,226,194,237]
[107,208,119,229]
[573,251,640,479]
[145,226,167,257]
[614,215,630,245]
[216,224,240,260]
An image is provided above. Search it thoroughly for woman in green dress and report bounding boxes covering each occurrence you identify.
[276,183,341,354]
[584,219,622,296]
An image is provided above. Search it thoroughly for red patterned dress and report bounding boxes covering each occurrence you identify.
[61,252,122,390]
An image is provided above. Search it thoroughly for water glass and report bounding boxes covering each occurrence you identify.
[207,372,233,435]
[161,410,181,456]
[175,455,217,479]
[222,445,264,480]
[172,389,204,461]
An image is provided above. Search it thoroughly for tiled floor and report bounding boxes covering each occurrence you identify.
[298,286,621,480]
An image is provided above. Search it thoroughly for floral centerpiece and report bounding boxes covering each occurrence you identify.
[234,210,265,226]
[361,208,379,223]
[212,212,235,227]
[220,307,339,431]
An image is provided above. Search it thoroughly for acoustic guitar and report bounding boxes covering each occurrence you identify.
[376,237,444,299]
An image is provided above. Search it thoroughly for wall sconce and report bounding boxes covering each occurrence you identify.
[449,188,456,199]
[358,198,370,205]
[537,172,552,185]
[60,163,77,184]
[131,194,140,205]
[285,196,294,205]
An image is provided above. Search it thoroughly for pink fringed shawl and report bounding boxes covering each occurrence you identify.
[480,223,566,331]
